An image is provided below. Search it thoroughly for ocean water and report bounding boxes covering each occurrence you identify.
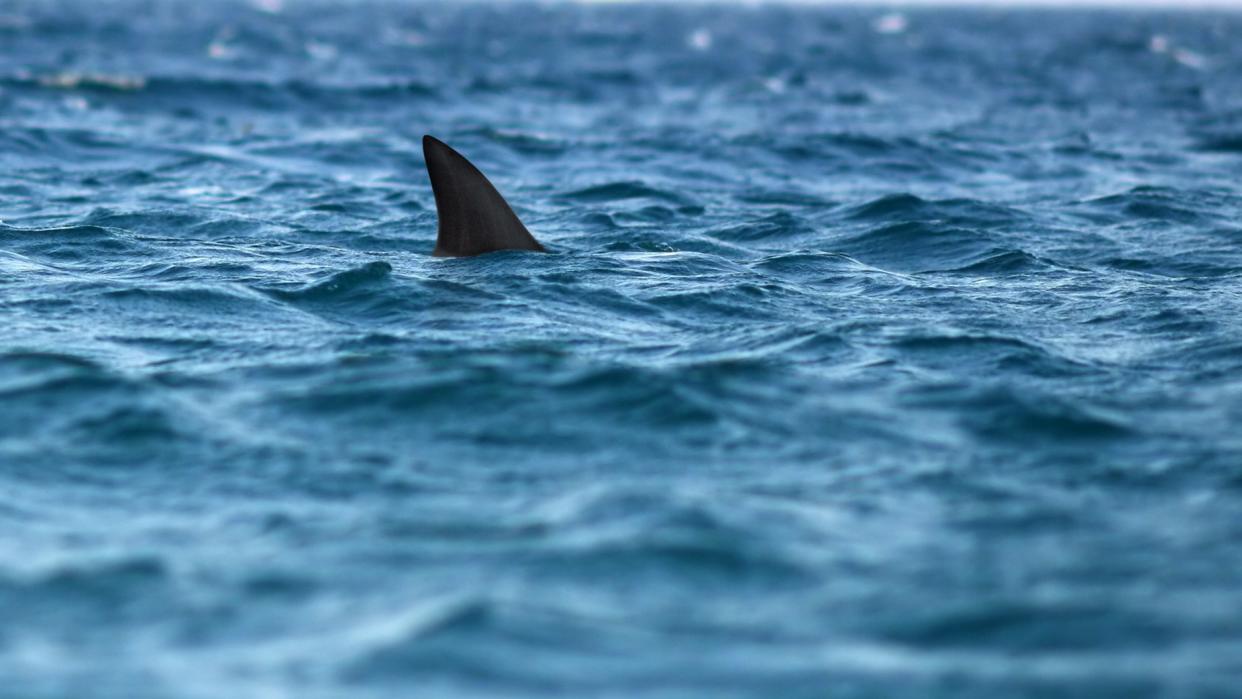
[3,1,1242,697]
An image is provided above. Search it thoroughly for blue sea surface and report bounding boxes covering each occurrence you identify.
[3,1,1242,697]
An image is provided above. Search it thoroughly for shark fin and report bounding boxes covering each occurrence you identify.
[423,135,546,257]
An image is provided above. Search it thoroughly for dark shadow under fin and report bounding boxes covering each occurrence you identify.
[423,135,546,257]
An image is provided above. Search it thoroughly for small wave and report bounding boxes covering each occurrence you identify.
[0,126,134,160]
[100,284,277,318]
[462,126,570,156]
[843,194,1026,228]
[78,209,207,234]
[0,224,145,266]
[893,333,1087,378]
[508,489,818,602]
[342,595,573,684]
[548,364,726,430]
[5,555,168,596]
[942,250,1053,275]
[0,248,57,275]
[882,600,1139,652]
[0,352,199,454]
[68,400,187,444]
[265,261,393,302]
[964,385,1132,442]
[1077,186,1221,225]
[1193,133,1242,153]
[1163,337,1242,375]
[846,193,928,220]
[751,250,871,275]
[832,221,1003,274]
[1098,255,1240,279]
[708,211,815,243]
[0,352,114,398]
[1134,308,1217,336]
[734,189,836,208]
[617,204,703,225]
[559,181,693,206]
[747,249,925,294]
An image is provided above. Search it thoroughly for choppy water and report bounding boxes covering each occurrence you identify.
[3,1,1242,697]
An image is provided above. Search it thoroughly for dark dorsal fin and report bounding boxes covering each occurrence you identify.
[423,135,545,257]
